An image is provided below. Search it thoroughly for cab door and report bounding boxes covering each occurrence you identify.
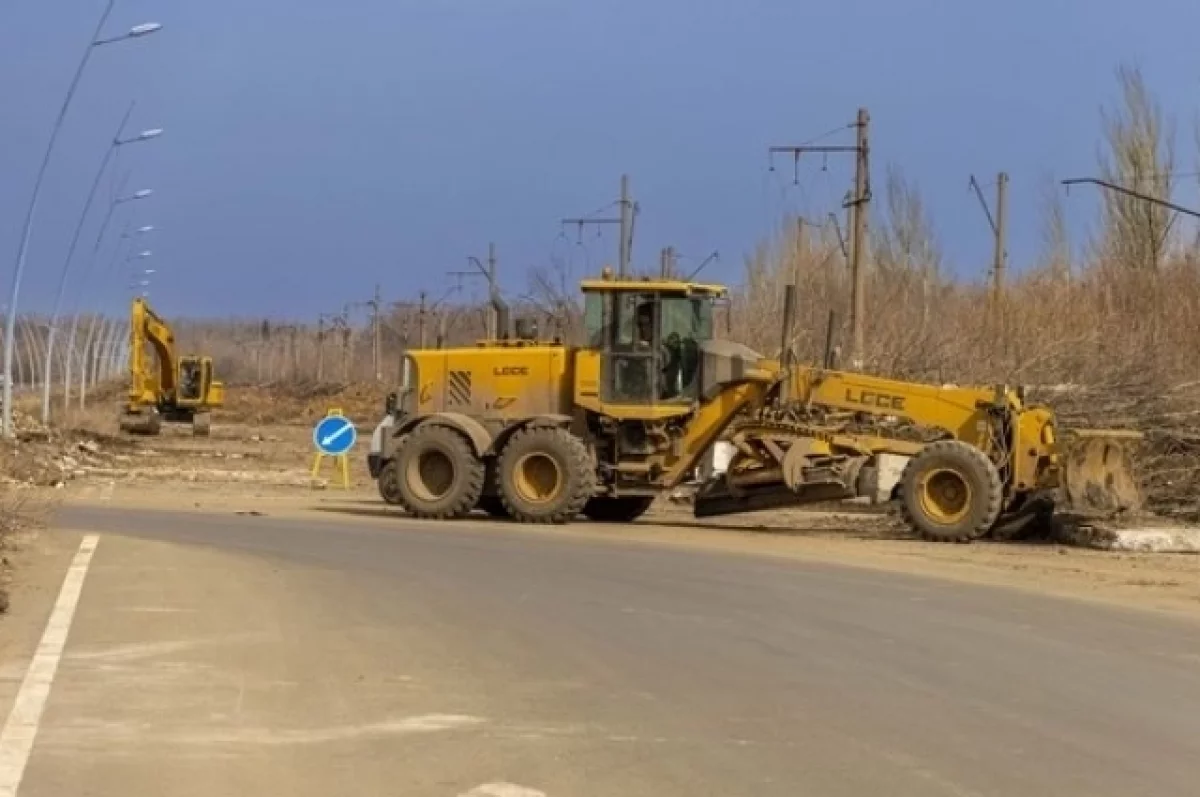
[603,292,660,405]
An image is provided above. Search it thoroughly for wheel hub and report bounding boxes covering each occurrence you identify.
[514,453,562,504]
[920,468,972,524]
[409,449,455,501]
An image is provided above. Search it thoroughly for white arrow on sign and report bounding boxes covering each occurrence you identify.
[321,421,354,448]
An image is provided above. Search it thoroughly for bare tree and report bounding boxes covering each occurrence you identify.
[1040,175,1072,280]
[871,165,942,332]
[1096,64,1176,272]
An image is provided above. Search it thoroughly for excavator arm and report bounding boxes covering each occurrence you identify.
[128,297,178,405]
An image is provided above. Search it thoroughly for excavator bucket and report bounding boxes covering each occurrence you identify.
[1058,429,1144,515]
[118,407,161,436]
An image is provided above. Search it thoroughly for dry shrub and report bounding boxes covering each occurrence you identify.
[215,380,389,426]
[0,488,51,614]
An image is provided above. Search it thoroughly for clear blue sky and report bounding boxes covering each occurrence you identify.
[3,0,1199,321]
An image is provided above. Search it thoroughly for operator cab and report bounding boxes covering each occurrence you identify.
[176,356,214,405]
[582,272,725,405]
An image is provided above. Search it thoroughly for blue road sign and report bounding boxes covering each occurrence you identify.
[314,415,357,456]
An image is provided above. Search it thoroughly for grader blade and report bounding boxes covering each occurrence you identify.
[1059,429,1143,515]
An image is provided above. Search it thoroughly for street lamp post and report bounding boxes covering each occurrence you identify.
[1,0,162,436]
[80,250,150,407]
[39,105,162,423]
[62,194,152,412]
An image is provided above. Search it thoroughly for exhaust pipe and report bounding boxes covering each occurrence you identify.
[492,287,510,340]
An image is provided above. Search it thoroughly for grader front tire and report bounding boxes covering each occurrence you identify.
[498,427,595,524]
[899,440,1003,543]
[377,458,404,505]
[394,425,484,519]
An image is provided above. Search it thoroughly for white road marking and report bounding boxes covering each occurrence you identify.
[458,784,547,797]
[0,534,99,797]
[40,714,486,749]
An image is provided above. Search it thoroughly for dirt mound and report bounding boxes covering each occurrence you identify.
[216,381,388,426]
[0,407,137,489]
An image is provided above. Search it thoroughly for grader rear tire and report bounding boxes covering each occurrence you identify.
[899,440,1003,543]
[498,427,595,524]
[581,496,655,523]
[394,424,484,519]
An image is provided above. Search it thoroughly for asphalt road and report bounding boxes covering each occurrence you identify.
[6,504,1200,796]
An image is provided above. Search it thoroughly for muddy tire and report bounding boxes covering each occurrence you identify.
[377,458,403,505]
[393,424,484,519]
[899,440,1002,543]
[581,496,655,523]
[498,427,595,524]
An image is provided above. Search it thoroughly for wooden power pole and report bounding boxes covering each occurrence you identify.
[849,108,869,370]
[562,175,635,277]
[969,170,1009,318]
[769,107,870,369]
[316,317,325,382]
[994,172,1008,306]
[372,283,382,381]
[418,291,428,349]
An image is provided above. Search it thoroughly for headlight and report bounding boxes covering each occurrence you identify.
[1041,423,1055,446]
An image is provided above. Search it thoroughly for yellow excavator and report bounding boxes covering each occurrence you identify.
[368,271,1141,542]
[119,297,224,436]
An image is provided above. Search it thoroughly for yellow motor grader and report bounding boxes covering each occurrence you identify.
[118,297,224,436]
[368,271,1140,542]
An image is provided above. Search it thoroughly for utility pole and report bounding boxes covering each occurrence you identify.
[462,242,501,339]
[487,242,497,338]
[769,108,870,369]
[372,283,382,381]
[418,291,427,349]
[257,320,269,382]
[341,322,351,382]
[316,312,341,382]
[849,108,869,371]
[969,171,1009,312]
[995,173,1008,305]
[562,175,636,277]
[659,246,677,278]
[316,317,324,382]
[618,174,632,276]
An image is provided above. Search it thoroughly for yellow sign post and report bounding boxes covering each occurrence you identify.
[311,408,354,489]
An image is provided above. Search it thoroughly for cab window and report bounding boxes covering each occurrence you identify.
[659,296,712,400]
[583,292,607,348]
